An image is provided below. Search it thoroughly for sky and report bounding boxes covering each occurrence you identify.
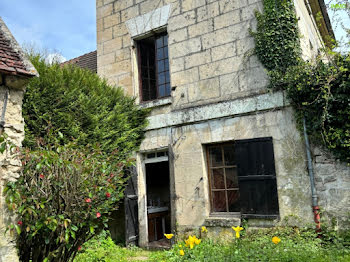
[0,0,96,61]
[0,1,348,61]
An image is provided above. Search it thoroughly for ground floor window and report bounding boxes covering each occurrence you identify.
[207,137,279,218]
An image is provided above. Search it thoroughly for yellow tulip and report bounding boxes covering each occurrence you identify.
[232,226,244,239]
[179,249,185,256]
[164,233,174,240]
[272,236,281,244]
[189,243,194,249]
[201,226,208,233]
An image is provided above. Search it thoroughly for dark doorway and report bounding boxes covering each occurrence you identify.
[145,160,171,247]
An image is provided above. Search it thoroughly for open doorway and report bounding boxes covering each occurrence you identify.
[145,151,171,248]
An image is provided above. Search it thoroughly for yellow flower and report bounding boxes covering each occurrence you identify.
[179,249,185,256]
[179,244,182,248]
[201,226,208,233]
[189,243,194,249]
[164,233,174,240]
[232,226,244,239]
[194,238,201,245]
[272,236,281,244]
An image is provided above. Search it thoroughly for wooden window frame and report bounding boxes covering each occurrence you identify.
[206,138,280,218]
[206,143,240,215]
[136,32,171,103]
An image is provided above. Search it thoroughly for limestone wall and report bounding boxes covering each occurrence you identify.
[96,0,269,112]
[0,81,24,262]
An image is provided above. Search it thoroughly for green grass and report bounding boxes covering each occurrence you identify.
[74,228,350,262]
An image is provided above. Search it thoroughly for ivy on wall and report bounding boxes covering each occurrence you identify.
[251,0,350,163]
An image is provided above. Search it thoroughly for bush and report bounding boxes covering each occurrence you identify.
[4,140,132,262]
[3,55,148,262]
[23,55,148,157]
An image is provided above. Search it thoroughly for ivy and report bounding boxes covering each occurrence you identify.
[251,0,350,163]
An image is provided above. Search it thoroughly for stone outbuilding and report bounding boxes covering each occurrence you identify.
[92,0,349,248]
[0,17,38,261]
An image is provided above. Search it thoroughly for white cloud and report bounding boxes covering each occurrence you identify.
[45,53,67,64]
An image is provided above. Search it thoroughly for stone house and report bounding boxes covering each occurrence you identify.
[94,0,350,248]
[0,17,38,261]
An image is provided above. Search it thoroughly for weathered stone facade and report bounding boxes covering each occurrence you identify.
[0,17,38,261]
[96,0,349,246]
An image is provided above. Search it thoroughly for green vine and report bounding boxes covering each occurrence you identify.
[251,0,350,163]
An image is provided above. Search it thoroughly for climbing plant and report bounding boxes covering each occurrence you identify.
[251,0,350,163]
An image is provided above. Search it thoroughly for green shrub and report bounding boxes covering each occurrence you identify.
[4,140,132,262]
[23,55,148,157]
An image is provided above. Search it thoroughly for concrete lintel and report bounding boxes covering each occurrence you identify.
[126,4,171,38]
[146,91,287,130]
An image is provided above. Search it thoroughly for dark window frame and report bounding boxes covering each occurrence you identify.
[136,32,171,102]
[206,137,280,219]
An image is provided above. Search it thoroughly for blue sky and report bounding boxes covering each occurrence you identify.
[0,0,96,61]
[0,1,348,61]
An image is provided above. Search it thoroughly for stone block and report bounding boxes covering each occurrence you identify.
[199,56,240,80]
[114,0,134,11]
[97,3,114,19]
[99,27,113,43]
[185,50,211,69]
[140,0,164,15]
[171,67,199,86]
[115,48,131,62]
[219,0,248,13]
[97,18,103,32]
[170,37,201,58]
[104,13,120,29]
[188,20,214,38]
[121,5,140,23]
[113,23,128,38]
[188,77,220,102]
[219,73,240,96]
[236,37,255,56]
[181,0,206,12]
[168,11,196,31]
[240,3,263,21]
[211,42,236,61]
[168,27,188,45]
[214,10,240,30]
[170,57,185,73]
[98,52,115,65]
[197,2,220,22]
[103,37,122,54]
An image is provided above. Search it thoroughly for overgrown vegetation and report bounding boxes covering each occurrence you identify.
[3,56,148,262]
[251,0,350,163]
[23,55,148,157]
[74,227,350,262]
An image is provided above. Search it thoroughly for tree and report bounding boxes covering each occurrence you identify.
[3,55,148,262]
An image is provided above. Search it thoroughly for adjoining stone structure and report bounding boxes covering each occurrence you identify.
[96,0,349,247]
[0,17,38,261]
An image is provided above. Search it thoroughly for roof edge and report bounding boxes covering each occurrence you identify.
[308,0,335,46]
[0,17,39,77]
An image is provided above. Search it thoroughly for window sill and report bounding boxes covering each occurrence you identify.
[138,97,172,109]
[204,215,241,227]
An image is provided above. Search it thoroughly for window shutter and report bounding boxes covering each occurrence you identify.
[234,137,279,218]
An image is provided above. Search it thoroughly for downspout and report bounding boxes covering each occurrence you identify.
[303,117,321,232]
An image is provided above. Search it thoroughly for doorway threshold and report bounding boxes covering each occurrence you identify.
[147,238,171,250]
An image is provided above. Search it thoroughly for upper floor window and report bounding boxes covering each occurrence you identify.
[207,137,279,218]
[137,33,171,102]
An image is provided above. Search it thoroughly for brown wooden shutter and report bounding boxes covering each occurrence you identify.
[234,137,279,218]
[124,166,139,246]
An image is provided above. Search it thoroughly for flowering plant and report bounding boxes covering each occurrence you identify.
[4,141,132,262]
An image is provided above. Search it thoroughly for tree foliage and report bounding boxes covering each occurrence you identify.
[5,140,131,262]
[23,55,148,157]
[251,0,350,163]
[3,55,149,261]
